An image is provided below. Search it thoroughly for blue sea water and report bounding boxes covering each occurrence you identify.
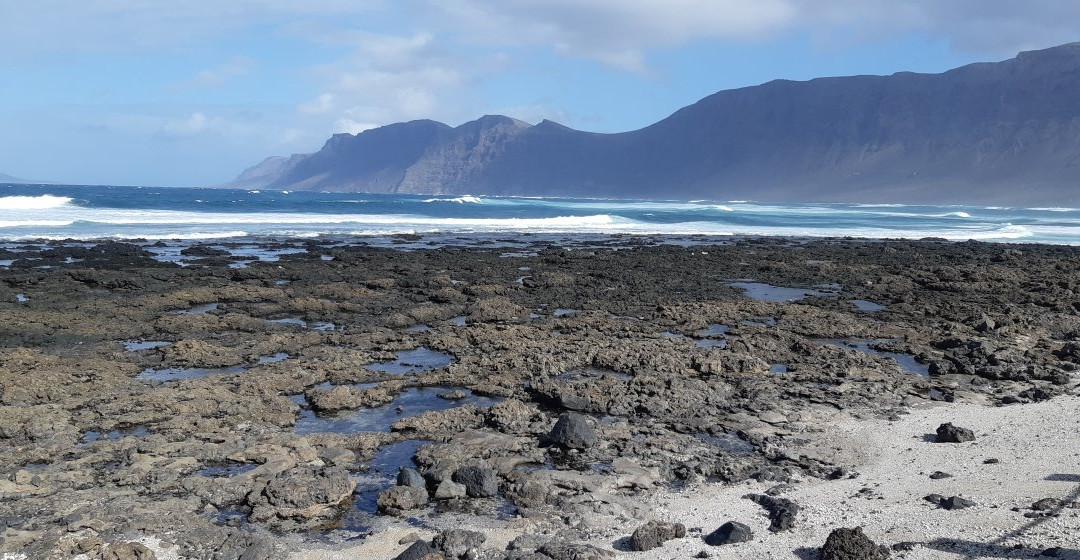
[1,183,1079,244]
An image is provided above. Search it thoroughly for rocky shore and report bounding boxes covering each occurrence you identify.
[0,236,1078,559]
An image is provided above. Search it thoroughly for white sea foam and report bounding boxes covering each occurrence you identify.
[944,211,972,218]
[1029,207,1079,212]
[423,195,483,204]
[0,195,73,210]
[0,220,75,228]
[713,205,734,212]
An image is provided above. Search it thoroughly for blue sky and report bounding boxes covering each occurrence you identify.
[1,1,1077,187]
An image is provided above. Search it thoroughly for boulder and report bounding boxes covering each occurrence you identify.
[432,529,486,558]
[434,480,468,500]
[397,467,426,489]
[451,465,499,498]
[820,527,890,560]
[629,520,686,551]
[247,466,356,529]
[377,485,429,516]
[547,413,595,450]
[536,542,615,560]
[704,521,752,545]
[935,423,975,443]
[393,540,442,560]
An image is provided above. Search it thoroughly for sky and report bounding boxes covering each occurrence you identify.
[1,1,1078,187]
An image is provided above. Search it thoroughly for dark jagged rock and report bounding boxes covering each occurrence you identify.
[451,465,499,498]
[703,521,753,545]
[393,540,440,560]
[535,541,615,560]
[546,413,595,450]
[820,527,890,560]
[377,486,429,516]
[432,529,486,559]
[939,496,976,510]
[629,520,686,551]
[935,423,975,443]
[744,493,799,532]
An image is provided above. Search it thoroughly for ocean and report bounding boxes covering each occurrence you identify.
[2,183,1079,245]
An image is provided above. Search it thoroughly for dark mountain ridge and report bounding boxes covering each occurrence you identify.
[226,42,1080,205]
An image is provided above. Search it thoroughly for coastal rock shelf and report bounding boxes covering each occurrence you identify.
[0,237,1076,558]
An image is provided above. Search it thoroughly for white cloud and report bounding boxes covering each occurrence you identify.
[422,0,1080,70]
[298,31,477,131]
[191,56,256,87]
[425,0,796,72]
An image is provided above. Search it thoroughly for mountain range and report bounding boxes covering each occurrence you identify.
[225,42,1080,205]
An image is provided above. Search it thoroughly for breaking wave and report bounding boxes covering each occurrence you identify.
[0,195,74,210]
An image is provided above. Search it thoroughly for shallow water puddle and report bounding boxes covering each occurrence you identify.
[741,316,777,327]
[122,340,171,351]
[553,308,579,317]
[14,293,28,303]
[406,324,431,332]
[81,426,149,445]
[818,339,929,378]
[257,352,290,365]
[693,323,730,348]
[139,352,289,381]
[365,348,454,374]
[851,299,886,312]
[170,303,219,314]
[0,260,13,267]
[199,463,258,478]
[769,364,789,374]
[729,281,839,302]
[268,317,338,331]
[138,364,247,381]
[350,440,431,514]
[294,387,499,435]
[448,316,467,326]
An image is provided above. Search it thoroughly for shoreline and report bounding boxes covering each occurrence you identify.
[1,236,1077,559]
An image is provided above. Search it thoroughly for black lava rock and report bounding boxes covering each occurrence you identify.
[704,521,753,545]
[940,496,975,510]
[433,529,486,559]
[820,527,890,560]
[547,413,596,449]
[451,465,499,498]
[744,493,798,532]
[935,423,975,443]
[629,520,686,551]
[393,540,438,560]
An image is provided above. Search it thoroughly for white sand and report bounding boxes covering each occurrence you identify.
[292,396,1080,559]
[631,396,1080,559]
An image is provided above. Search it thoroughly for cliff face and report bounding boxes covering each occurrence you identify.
[226,43,1080,205]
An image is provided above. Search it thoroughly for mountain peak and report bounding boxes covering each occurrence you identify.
[226,42,1080,205]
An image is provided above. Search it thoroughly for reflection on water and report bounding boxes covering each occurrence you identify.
[365,348,454,375]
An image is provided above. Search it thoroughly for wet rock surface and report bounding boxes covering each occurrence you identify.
[0,236,1077,557]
